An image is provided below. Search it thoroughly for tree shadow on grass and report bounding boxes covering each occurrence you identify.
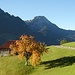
[41,56,75,69]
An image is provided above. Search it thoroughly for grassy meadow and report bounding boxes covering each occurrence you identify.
[0,56,33,75]
[0,42,75,75]
[62,42,75,47]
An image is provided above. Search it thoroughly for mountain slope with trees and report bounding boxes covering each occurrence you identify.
[25,16,75,45]
[0,8,34,45]
[0,8,75,45]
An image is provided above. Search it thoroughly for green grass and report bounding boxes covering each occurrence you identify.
[1,44,75,75]
[0,55,33,75]
[62,42,75,47]
[30,46,75,75]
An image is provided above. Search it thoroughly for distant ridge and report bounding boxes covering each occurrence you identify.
[0,8,75,45]
[0,8,33,45]
[25,16,75,45]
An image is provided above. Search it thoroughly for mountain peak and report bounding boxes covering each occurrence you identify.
[34,16,46,20]
[33,16,51,23]
[26,16,52,25]
[25,16,59,32]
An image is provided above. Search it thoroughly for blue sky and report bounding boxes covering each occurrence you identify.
[0,0,75,30]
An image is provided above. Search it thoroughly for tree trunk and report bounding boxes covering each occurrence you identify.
[25,58,28,66]
[25,51,29,66]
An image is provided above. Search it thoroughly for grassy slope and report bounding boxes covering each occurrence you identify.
[1,42,75,75]
[0,56,33,75]
[30,45,75,75]
[62,42,75,47]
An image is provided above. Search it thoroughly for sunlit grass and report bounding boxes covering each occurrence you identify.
[1,44,75,75]
[30,46,75,75]
[0,56,33,75]
[62,42,75,47]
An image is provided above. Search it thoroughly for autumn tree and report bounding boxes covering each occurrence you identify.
[9,35,48,67]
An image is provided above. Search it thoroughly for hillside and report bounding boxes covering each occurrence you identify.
[0,56,33,75]
[30,45,75,75]
[25,16,75,45]
[1,44,75,75]
[0,8,75,45]
[62,42,75,47]
[0,8,34,45]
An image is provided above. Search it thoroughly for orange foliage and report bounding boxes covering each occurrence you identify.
[9,35,48,67]
[30,50,41,67]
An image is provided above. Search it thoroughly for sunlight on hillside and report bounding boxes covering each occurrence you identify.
[1,44,75,75]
